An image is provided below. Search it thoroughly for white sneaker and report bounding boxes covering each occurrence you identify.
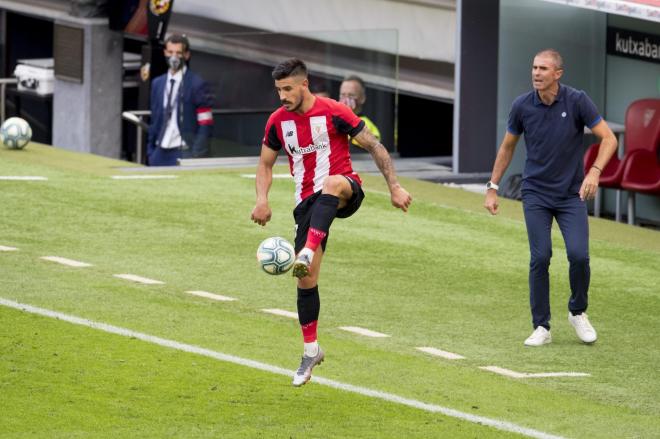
[568,312,597,343]
[524,326,552,346]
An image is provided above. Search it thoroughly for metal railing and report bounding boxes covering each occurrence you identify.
[121,108,272,164]
[0,78,18,123]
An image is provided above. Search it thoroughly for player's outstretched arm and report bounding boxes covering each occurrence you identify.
[353,127,412,212]
[251,144,278,226]
[484,132,519,215]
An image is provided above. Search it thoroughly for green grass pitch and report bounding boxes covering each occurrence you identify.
[0,144,659,438]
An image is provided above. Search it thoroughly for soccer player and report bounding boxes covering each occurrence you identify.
[484,49,617,346]
[251,58,412,386]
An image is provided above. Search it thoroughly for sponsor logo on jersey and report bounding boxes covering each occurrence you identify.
[281,117,331,155]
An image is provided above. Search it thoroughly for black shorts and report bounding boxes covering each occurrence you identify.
[293,176,365,253]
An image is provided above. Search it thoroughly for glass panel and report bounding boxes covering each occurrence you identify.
[189,29,399,158]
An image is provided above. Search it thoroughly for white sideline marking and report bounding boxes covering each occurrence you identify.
[185,291,237,302]
[40,256,93,268]
[240,174,292,179]
[261,308,298,319]
[480,366,590,379]
[339,326,390,338]
[416,347,466,360]
[0,245,18,251]
[111,175,177,180]
[113,274,164,285]
[0,298,565,439]
[0,176,48,181]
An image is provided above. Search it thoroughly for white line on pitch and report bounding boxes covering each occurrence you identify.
[0,245,18,251]
[261,308,298,319]
[111,175,178,180]
[339,326,390,338]
[113,274,164,285]
[0,298,565,439]
[40,256,93,268]
[185,291,237,302]
[0,176,48,180]
[416,347,466,360]
[480,366,590,379]
[240,174,291,179]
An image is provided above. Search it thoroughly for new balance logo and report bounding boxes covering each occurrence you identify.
[286,131,294,137]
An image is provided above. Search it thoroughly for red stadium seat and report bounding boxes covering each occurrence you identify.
[621,150,660,194]
[619,98,660,224]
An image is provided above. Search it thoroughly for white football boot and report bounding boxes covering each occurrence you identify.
[292,347,325,387]
[292,248,314,279]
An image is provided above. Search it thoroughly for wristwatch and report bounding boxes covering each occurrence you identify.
[486,181,499,191]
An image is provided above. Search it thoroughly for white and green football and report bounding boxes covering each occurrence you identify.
[1,117,32,150]
[257,236,295,275]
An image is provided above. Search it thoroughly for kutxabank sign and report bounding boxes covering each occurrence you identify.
[607,27,660,64]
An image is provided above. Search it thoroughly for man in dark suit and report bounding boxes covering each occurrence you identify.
[147,34,214,166]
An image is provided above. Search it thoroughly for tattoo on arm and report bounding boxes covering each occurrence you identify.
[353,127,399,188]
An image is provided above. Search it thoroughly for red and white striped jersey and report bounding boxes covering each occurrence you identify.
[263,96,365,205]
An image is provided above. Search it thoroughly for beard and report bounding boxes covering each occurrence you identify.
[282,97,302,113]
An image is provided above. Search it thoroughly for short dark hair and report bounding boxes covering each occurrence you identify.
[535,48,563,70]
[342,75,366,97]
[272,58,308,80]
[165,33,190,52]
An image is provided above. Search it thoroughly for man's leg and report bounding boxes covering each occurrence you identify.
[292,248,325,386]
[556,197,596,343]
[149,147,180,166]
[556,197,590,314]
[292,175,353,278]
[522,199,555,334]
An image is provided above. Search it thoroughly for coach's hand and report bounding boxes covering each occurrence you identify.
[391,184,412,212]
[579,168,600,201]
[484,190,499,215]
[251,203,272,226]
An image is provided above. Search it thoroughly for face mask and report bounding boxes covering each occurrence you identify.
[167,55,183,71]
[340,96,356,110]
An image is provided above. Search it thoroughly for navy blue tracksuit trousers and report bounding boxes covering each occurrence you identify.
[522,191,590,330]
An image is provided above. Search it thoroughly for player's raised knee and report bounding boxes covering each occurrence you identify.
[321,175,344,194]
[322,175,351,197]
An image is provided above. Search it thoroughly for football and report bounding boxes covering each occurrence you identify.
[1,117,32,150]
[257,236,295,275]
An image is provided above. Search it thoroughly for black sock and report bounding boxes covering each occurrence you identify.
[310,194,340,235]
[297,286,320,325]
